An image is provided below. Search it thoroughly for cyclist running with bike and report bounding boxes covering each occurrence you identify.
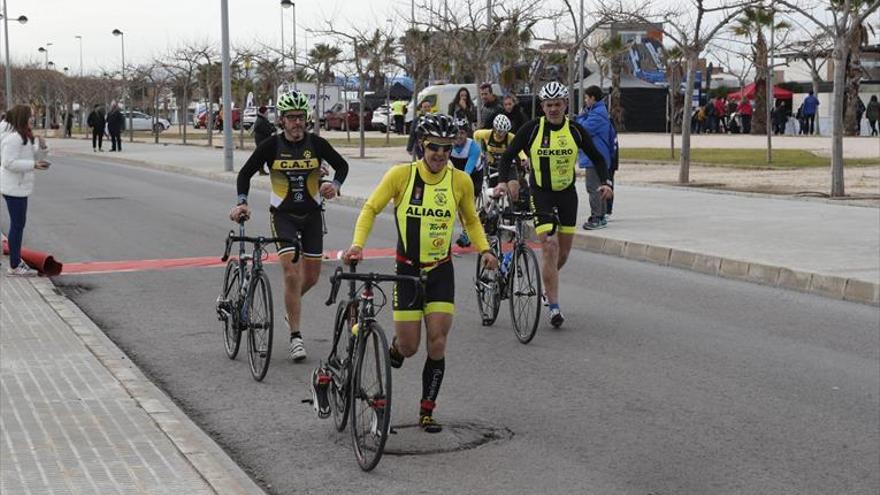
[230,90,349,363]
[495,82,612,328]
[342,114,498,433]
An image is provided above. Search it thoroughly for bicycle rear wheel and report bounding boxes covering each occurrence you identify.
[219,260,242,359]
[475,241,502,326]
[350,324,392,471]
[330,300,355,432]
[246,271,274,381]
[509,244,541,344]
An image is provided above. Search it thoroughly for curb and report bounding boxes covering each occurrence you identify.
[29,276,268,495]
[570,233,880,306]
[58,150,879,306]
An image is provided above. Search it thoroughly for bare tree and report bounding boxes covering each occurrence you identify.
[162,43,205,144]
[628,0,751,183]
[776,0,880,196]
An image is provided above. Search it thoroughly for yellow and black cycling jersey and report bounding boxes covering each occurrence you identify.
[352,160,489,268]
[236,133,349,214]
[497,117,608,192]
[472,129,522,169]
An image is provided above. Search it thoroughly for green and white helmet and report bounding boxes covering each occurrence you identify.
[277,90,310,118]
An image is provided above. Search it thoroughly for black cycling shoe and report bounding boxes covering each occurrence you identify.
[549,307,565,328]
[419,414,443,433]
[310,367,332,419]
[389,338,404,369]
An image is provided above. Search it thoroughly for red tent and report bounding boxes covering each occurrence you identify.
[727,83,793,100]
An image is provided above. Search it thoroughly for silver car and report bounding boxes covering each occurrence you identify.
[122,111,171,132]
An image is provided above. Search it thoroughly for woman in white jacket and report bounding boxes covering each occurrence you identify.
[1,105,50,276]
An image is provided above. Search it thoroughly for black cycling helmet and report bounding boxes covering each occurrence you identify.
[416,113,459,139]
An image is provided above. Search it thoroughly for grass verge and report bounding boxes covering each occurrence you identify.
[620,148,879,168]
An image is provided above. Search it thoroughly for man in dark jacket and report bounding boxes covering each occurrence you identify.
[478,83,503,129]
[252,106,276,174]
[87,104,106,152]
[106,103,125,152]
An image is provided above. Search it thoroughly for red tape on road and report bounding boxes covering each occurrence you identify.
[59,245,484,276]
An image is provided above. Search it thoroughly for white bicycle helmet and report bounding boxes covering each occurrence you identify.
[492,114,512,133]
[539,81,569,101]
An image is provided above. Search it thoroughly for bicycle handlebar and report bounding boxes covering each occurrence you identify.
[221,230,301,263]
[324,265,426,306]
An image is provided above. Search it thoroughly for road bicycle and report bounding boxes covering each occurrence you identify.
[474,189,549,344]
[216,219,300,381]
[317,262,423,471]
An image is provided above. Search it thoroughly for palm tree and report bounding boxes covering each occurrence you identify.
[730,5,789,135]
[600,35,631,130]
[308,43,342,83]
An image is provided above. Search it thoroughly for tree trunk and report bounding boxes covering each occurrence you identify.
[358,79,365,158]
[752,36,768,135]
[844,27,864,136]
[830,44,847,197]
[610,59,623,131]
[679,54,697,184]
[811,73,822,135]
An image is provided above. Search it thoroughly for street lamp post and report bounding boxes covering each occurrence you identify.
[112,29,132,142]
[37,44,51,135]
[220,0,233,172]
[75,35,83,77]
[282,0,297,89]
[279,1,285,73]
[2,5,28,110]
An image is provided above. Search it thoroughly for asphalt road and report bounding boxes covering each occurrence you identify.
[6,154,879,495]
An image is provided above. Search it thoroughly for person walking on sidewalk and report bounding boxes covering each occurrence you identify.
[737,97,753,134]
[575,86,615,230]
[1,105,50,277]
[802,91,819,135]
[867,95,879,137]
[342,114,498,433]
[87,104,105,152]
[106,103,125,152]
[495,82,612,328]
[230,90,349,363]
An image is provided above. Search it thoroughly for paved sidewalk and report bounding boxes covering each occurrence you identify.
[48,139,880,304]
[0,266,266,494]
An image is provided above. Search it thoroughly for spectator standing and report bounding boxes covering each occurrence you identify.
[478,82,503,129]
[802,91,819,135]
[866,95,879,136]
[705,97,717,134]
[738,97,753,134]
[714,97,727,132]
[772,100,789,135]
[106,103,125,152]
[407,99,434,159]
[64,111,73,138]
[575,86,615,230]
[1,105,50,277]
[855,97,866,135]
[501,94,527,134]
[87,104,105,152]
[447,87,476,128]
[252,106,276,175]
[391,98,407,135]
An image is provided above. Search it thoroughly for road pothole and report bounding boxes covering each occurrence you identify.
[380,421,514,455]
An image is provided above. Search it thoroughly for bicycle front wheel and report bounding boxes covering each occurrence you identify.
[246,271,274,381]
[350,324,392,471]
[219,260,242,359]
[509,245,541,344]
[330,300,355,432]
[475,246,501,326]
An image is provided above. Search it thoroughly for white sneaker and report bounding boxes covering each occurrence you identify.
[7,262,38,277]
[548,307,565,328]
[288,336,307,362]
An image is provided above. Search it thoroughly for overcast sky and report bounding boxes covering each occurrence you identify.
[5,0,879,77]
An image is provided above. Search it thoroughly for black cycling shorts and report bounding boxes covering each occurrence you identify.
[529,186,578,235]
[393,260,455,321]
[270,208,323,259]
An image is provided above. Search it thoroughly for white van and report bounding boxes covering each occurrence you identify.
[407,83,504,123]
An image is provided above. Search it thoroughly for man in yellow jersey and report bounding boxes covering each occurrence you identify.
[495,82,612,328]
[343,114,498,433]
[472,114,529,193]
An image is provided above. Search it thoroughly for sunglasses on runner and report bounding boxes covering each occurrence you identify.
[424,141,453,153]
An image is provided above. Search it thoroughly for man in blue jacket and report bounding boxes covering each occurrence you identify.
[802,91,820,135]
[575,86,615,230]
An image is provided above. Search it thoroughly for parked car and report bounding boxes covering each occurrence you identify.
[121,111,171,132]
[371,105,391,133]
[323,101,373,131]
[242,106,277,130]
[194,108,241,130]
